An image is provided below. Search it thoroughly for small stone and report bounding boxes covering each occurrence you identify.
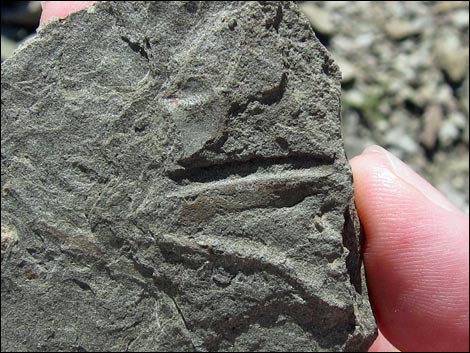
[449,111,467,129]
[419,104,443,150]
[451,9,470,28]
[299,3,335,36]
[439,47,469,84]
[355,33,375,48]
[385,127,419,155]
[415,80,439,108]
[1,35,17,61]
[336,57,357,84]
[434,32,469,84]
[344,89,365,108]
[384,20,422,41]
[439,118,461,148]
[433,1,469,14]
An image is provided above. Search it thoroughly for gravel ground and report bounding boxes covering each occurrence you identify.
[2,1,469,212]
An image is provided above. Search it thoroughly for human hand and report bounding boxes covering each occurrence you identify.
[40,1,95,25]
[352,146,469,352]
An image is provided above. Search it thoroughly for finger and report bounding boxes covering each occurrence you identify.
[368,330,399,352]
[351,146,469,352]
[40,1,95,25]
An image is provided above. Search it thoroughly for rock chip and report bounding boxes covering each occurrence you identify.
[432,1,469,14]
[1,35,17,61]
[384,20,422,41]
[434,29,469,84]
[299,3,335,36]
[419,104,444,150]
[336,57,357,84]
[1,1,376,351]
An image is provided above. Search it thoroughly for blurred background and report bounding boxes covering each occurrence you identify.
[2,1,469,213]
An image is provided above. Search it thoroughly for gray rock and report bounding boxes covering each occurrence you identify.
[1,1,376,352]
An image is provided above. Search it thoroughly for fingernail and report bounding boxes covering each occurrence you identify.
[363,145,385,154]
[363,145,402,175]
[363,145,460,213]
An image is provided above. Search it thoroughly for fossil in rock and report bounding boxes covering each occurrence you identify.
[1,1,376,351]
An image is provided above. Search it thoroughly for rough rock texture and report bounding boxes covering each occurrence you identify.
[1,1,376,351]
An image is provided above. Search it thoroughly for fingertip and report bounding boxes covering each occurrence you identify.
[351,146,469,352]
[40,1,95,25]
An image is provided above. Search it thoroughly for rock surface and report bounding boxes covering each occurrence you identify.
[1,1,376,351]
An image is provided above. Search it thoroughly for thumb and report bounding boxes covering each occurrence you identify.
[351,146,469,352]
[40,1,95,25]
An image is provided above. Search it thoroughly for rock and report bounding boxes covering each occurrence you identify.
[439,119,461,147]
[344,90,365,109]
[299,3,335,36]
[451,9,470,28]
[432,1,469,14]
[449,111,467,131]
[419,104,444,150]
[434,31,469,84]
[355,33,376,49]
[385,127,419,155]
[440,47,469,84]
[1,1,376,352]
[0,35,17,61]
[336,57,357,84]
[384,20,422,41]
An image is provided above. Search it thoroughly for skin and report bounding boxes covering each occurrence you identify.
[40,1,96,24]
[353,146,469,352]
[40,2,469,351]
